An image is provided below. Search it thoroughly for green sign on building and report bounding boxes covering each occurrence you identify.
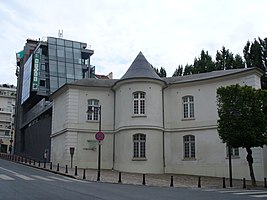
[32,53,40,91]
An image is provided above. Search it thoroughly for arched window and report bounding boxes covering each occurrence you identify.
[87,99,99,121]
[182,96,194,119]
[133,92,145,115]
[183,135,195,158]
[133,133,146,158]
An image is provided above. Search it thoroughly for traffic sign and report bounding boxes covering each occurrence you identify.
[95,131,105,141]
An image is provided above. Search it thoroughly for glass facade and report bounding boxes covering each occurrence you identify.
[20,37,94,104]
[46,37,92,93]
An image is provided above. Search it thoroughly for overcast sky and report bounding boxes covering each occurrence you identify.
[0,0,266,85]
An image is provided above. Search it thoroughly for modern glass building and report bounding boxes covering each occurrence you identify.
[15,37,94,160]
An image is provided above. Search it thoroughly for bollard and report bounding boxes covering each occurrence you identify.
[243,178,246,189]
[29,159,31,165]
[74,166,78,176]
[38,160,40,167]
[142,174,146,185]
[50,162,53,170]
[57,163,59,172]
[170,176,174,187]
[44,161,46,169]
[265,178,267,188]
[25,158,27,164]
[65,165,68,174]
[118,172,122,183]
[33,160,35,166]
[198,177,201,188]
[223,177,226,188]
[83,169,86,179]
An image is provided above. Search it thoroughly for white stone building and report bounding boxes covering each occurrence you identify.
[0,84,16,153]
[50,52,266,180]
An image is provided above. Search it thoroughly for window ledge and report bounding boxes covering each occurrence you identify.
[182,158,196,161]
[86,120,99,123]
[132,157,147,161]
[132,115,147,118]
[182,118,195,121]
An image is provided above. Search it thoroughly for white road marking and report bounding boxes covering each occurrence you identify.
[251,194,267,198]
[0,166,17,174]
[0,174,15,180]
[31,175,54,181]
[47,176,72,182]
[234,191,267,195]
[63,176,88,183]
[15,174,34,180]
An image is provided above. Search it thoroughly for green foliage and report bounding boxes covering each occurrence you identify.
[243,37,267,89]
[172,65,183,77]
[151,66,167,77]
[183,64,193,76]
[217,84,267,148]
[193,50,216,73]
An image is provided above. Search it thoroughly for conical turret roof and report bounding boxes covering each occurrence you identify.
[120,52,162,81]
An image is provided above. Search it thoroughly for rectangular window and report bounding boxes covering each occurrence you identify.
[133,134,146,158]
[87,99,99,121]
[183,96,194,119]
[184,135,195,159]
[226,146,239,157]
[133,92,145,115]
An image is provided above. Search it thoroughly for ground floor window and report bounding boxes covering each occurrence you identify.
[133,133,146,158]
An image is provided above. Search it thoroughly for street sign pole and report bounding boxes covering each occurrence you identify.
[97,105,102,181]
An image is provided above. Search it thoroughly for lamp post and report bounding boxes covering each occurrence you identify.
[97,105,101,181]
[88,104,102,181]
[228,144,233,187]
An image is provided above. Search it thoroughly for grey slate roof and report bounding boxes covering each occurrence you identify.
[163,68,257,84]
[69,78,118,87]
[120,52,162,81]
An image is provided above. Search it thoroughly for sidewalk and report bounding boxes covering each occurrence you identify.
[0,153,265,189]
[57,165,264,189]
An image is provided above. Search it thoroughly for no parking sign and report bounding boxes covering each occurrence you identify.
[95,131,105,141]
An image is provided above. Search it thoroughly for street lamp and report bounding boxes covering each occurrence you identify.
[228,144,233,187]
[87,104,102,181]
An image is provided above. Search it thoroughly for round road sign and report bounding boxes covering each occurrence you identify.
[95,131,105,141]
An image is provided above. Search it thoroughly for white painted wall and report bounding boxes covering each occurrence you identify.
[164,71,264,180]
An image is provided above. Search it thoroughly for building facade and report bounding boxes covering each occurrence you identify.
[15,37,94,161]
[0,84,16,153]
[50,52,267,180]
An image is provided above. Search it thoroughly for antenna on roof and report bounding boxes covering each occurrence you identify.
[58,29,63,38]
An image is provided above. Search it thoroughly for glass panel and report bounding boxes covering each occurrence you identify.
[65,40,73,47]
[57,38,64,46]
[73,41,81,49]
[47,37,56,44]
[57,46,65,58]
[66,63,74,79]
[74,64,82,79]
[58,61,66,77]
[140,100,145,114]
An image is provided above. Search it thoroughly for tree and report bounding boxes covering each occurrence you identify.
[183,64,194,76]
[243,37,267,89]
[172,65,183,77]
[151,66,167,77]
[215,46,234,70]
[193,50,216,73]
[232,54,245,69]
[159,67,167,77]
[217,84,267,186]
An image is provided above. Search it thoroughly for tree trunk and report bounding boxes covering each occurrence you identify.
[246,147,257,186]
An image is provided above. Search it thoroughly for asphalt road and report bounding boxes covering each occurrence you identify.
[0,158,266,200]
